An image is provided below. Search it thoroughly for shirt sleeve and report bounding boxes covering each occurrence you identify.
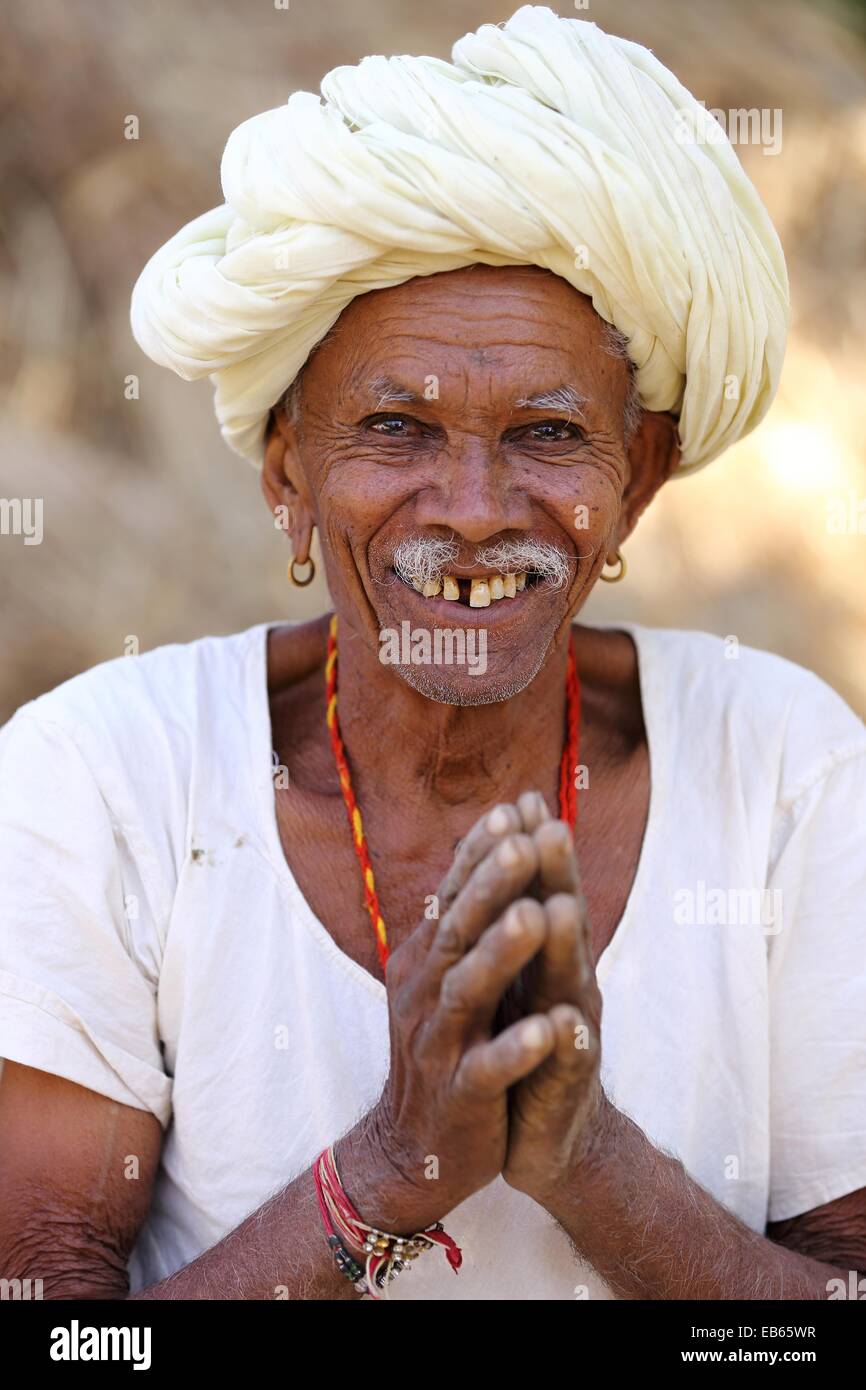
[767,747,866,1221]
[0,711,172,1128]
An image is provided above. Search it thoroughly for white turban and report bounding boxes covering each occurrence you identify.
[130,5,789,473]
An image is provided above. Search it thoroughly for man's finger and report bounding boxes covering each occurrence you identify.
[455,1013,556,1099]
[429,832,540,977]
[429,899,547,1043]
[437,802,523,914]
[533,819,582,899]
[528,893,585,1013]
[513,1003,597,1114]
[516,790,551,834]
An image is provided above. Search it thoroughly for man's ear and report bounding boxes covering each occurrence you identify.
[613,410,680,552]
[260,408,316,564]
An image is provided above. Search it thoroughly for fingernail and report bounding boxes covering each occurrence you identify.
[521,1019,546,1049]
[487,806,510,834]
[497,838,521,867]
[542,821,570,851]
[504,903,529,937]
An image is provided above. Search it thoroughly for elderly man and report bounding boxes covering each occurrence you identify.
[1,8,865,1302]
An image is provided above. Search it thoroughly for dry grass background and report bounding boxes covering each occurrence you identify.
[1,0,865,721]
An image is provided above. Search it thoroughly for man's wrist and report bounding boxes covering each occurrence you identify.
[333,1115,450,1236]
[536,1092,624,1228]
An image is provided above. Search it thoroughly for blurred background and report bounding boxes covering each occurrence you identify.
[1,0,865,721]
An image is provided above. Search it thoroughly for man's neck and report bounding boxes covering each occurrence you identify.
[333,618,571,816]
[268,615,640,831]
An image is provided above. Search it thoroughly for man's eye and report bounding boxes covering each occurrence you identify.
[366,414,417,436]
[523,419,584,443]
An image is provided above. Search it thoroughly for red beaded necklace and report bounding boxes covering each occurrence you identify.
[325,613,581,972]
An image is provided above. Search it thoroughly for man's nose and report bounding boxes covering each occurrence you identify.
[413,437,534,543]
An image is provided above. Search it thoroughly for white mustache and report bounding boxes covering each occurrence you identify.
[391,536,574,590]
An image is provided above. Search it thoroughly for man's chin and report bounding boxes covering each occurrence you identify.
[382,642,552,706]
[393,663,535,706]
[369,583,565,703]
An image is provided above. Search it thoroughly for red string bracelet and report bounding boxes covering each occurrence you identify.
[314,1146,462,1299]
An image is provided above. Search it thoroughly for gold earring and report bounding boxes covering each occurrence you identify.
[600,551,627,583]
[288,557,315,587]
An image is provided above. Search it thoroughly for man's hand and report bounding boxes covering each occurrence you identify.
[502,879,606,1201]
[347,809,559,1234]
[348,792,606,1232]
[498,797,608,1204]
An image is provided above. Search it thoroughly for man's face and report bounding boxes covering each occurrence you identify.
[279,264,644,703]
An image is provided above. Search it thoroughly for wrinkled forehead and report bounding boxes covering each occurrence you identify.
[331,264,605,343]
[300,264,624,409]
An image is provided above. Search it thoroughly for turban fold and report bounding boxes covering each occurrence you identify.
[130,5,789,473]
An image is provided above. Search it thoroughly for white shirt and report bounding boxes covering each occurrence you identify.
[1,621,865,1300]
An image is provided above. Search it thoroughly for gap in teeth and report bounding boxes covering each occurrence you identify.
[405,572,531,605]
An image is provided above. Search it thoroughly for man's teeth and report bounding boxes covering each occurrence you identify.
[469,578,490,608]
[442,575,460,601]
[408,572,528,603]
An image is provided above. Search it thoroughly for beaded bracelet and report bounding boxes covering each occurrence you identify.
[313,1145,462,1299]
[326,1234,367,1294]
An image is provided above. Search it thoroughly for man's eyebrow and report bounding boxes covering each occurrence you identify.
[363,375,420,409]
[354,378,589,416]
[513,386,588,420]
